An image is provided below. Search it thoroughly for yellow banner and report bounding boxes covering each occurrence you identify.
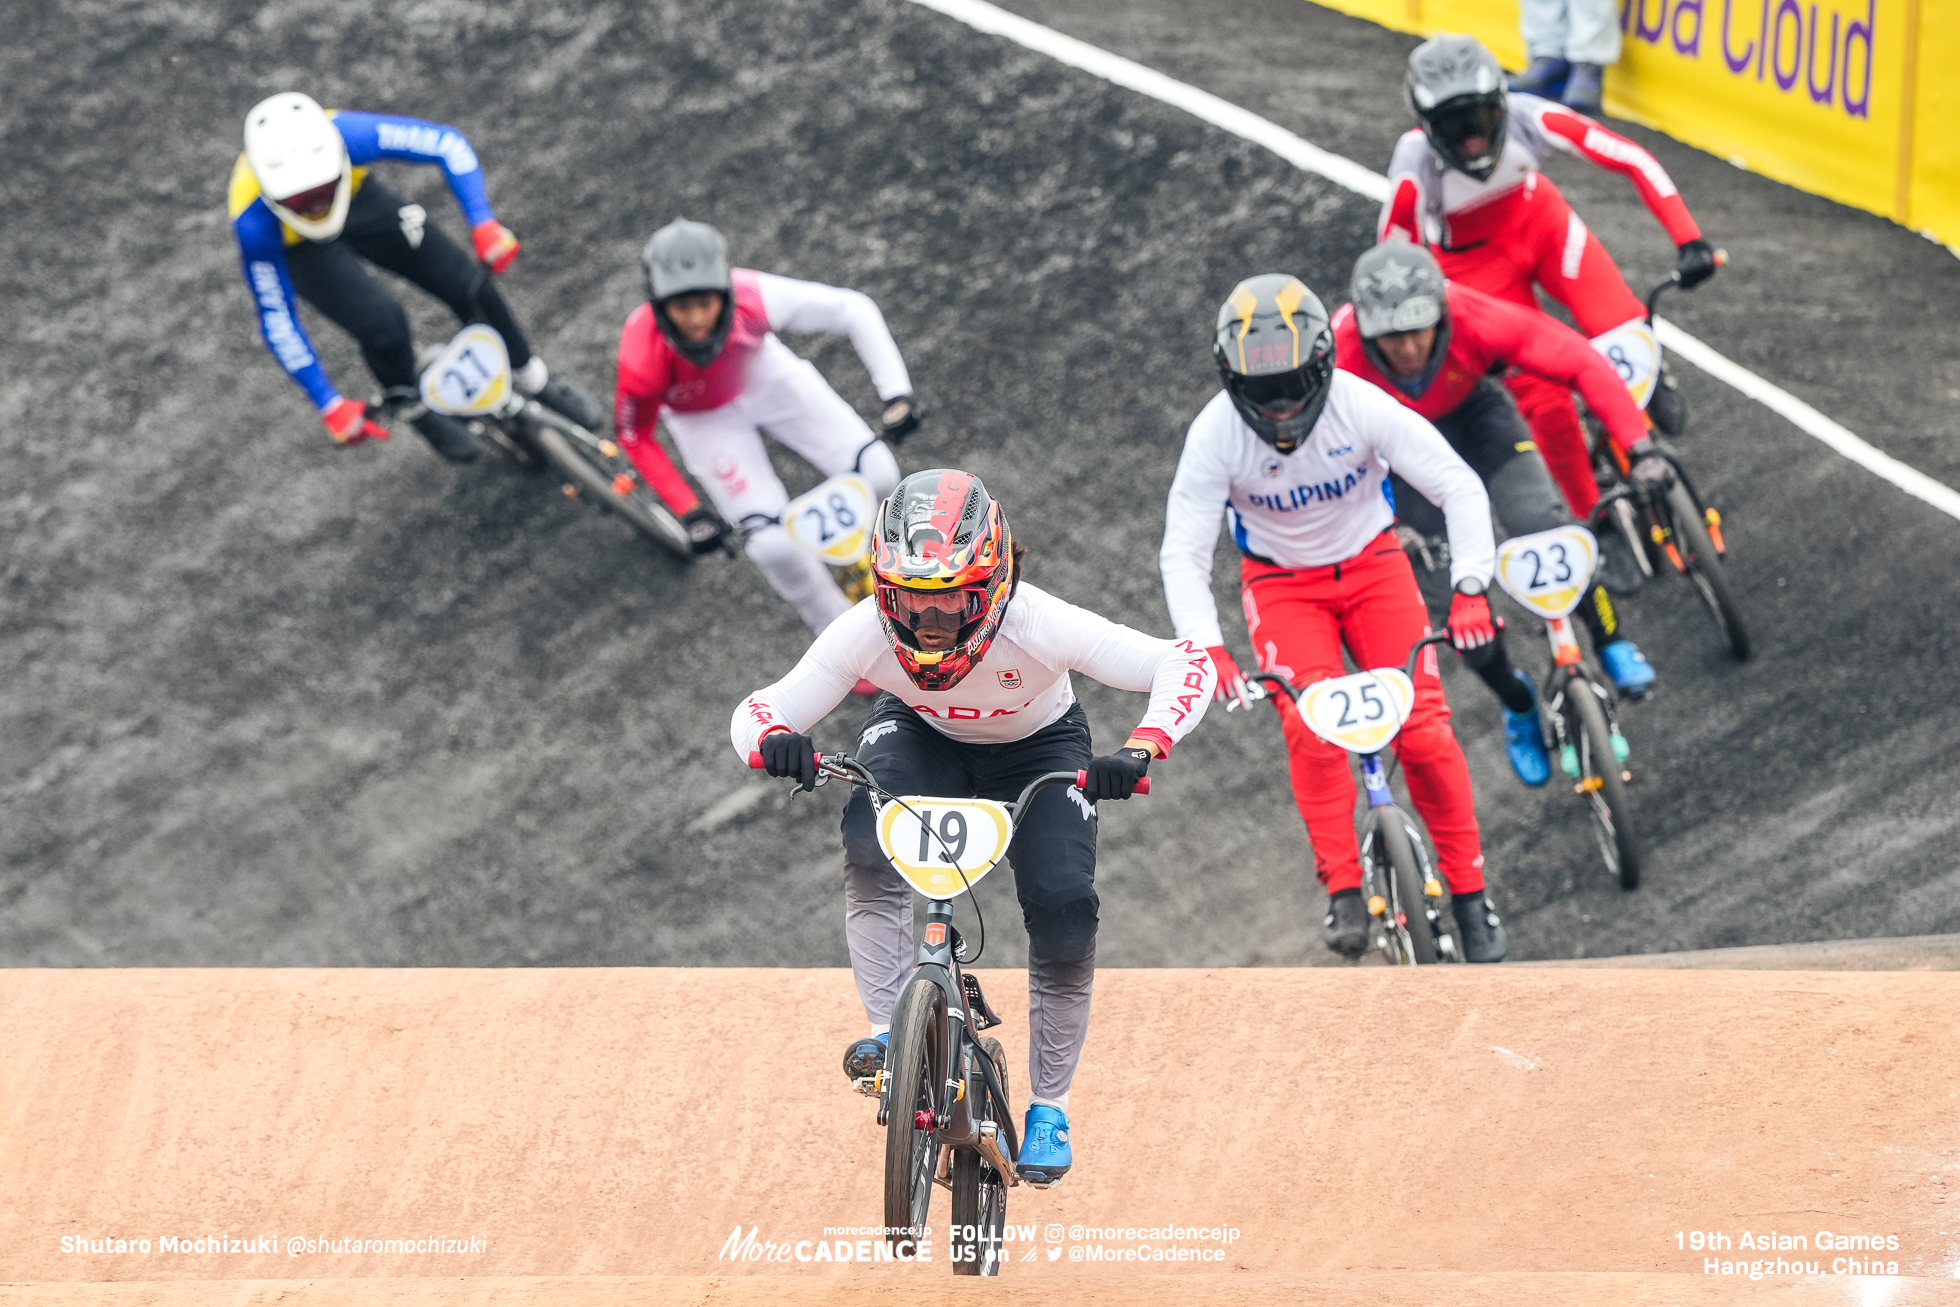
[1303,0,1958,250]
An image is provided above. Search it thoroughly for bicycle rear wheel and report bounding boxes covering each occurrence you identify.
[883,976,945,1253]
[1567,679,1641,889]
[951,1036,1008,1276]
[532,413,696,561]
[1664,481,1749,660]
[1372,813,1440,964]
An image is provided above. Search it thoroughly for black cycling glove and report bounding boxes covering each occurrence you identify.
[682,505,733,556]
[1674,238,1719,290]
[759,730,820,792]
[1082,747,1152,802]
[880,395,925,444]
[1627,440,1676,499]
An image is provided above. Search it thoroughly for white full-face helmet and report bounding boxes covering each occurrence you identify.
[244,92,351,241]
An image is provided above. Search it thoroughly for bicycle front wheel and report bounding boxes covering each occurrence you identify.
[532,414,696,561]
[1373,813,1440,964]
[1567,679,1641,890]
[884,976,945,1253]
[1665,481,1750,660]
[951,1035,1008,1276]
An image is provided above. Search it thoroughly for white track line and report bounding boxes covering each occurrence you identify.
[908,0,1960,523]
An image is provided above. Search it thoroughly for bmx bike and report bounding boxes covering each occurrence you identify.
[746,749,1149,1273]
[394,324,704,560]
[1494,525,1642,889]
[1235,633,1466,965]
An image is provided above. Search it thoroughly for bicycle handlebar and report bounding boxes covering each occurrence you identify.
[1244,630,1454,706]
[747,752,1148,798]
[1645,247,1729,321]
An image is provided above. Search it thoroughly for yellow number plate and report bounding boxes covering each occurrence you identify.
[1299,669,1415,755]
[419,325,511,417]
[876,797,1013,901]
[1495,525,1599,619]
[785,474,878,565]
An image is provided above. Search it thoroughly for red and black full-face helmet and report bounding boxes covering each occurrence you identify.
[872,469,1014,692]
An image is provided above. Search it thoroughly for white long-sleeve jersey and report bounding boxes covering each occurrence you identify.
[754,271,912,401]
[1159,373,1495,649]
[731,584,1217,758]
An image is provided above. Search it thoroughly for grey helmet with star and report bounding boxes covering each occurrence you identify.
[1350,240,1453,397]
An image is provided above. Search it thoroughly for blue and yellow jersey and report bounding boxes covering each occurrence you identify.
[228,110,498,412]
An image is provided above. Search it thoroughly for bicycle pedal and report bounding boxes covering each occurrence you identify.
[961,972,1002,1029]
[853,1072,882,1099]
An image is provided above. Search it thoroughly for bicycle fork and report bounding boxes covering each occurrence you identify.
[1355,754,1446,960]
[1541,617,1631,787]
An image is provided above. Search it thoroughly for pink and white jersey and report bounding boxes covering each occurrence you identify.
[731,584,1217,757]
[1381,94,1701,250]
[616,269,912,437]
[1158,372,1493,650]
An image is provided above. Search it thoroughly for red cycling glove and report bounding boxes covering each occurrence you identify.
[1447,590,1496,651]
[1207,645,1252,709]
[472,220,521,273]
[321,397,390,447]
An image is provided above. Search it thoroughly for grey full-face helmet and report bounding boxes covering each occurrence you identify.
[1350,240,1452,396]
[1406,34,1509,181]
[642,219,735,367]
[1212,274,1336,453]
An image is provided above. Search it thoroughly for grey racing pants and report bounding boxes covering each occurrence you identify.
[840,696,1098,1102]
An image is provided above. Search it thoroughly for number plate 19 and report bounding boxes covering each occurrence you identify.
[875,797,1013,900]
[1495,525,1599,619]
[785,474,878,565]
[1299,669,1415,755]
[419,325,512,417]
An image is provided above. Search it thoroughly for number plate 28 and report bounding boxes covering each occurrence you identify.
[1299,669,1415,755]
[419,325,512,416]
[785,474,878,565]
[875,797,1013,901]
[1496,525,1598,618]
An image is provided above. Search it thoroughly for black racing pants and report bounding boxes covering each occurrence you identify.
[1394,377,1630,711]
[284,179,533,392]
[840,695,1097,1101]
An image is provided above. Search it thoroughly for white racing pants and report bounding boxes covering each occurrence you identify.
[663,335,902,633]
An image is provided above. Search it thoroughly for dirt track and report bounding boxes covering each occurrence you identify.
[6,967,1955,1297]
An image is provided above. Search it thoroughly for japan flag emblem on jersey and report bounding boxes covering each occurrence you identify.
[997,670,1022,689]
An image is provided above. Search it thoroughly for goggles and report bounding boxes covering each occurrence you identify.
[1236,367,1320,420]
[881,581,990,633]
[1430,100,1504,156]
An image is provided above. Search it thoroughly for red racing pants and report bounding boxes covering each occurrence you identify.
[1240,534,1486,896]
[1436,174,1647,520]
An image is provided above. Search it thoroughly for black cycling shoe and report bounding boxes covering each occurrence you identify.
[842,1033,888,1087]
[1450,891,1510,963]
[1323,887,1369,958]
[411,410,481,464]
[533,375,605,432]
[1594,528,1646,598]
[1648,365,1687,436]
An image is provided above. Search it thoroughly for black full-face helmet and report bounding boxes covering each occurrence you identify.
[1407,34,1510,182]
[642,219,735,367]
[1213,274,1336,453]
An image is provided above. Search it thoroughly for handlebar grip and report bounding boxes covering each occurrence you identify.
[748,750,826,771]
[1073,769,1151,796]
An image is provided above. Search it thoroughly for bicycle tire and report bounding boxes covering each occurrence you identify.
[532,414,696,561]
[950,1035,1008,1276]
[1567,679,1641,889]
[1664,481,1750,660]
[1375,814,1440,964]
[883,976,944,1252]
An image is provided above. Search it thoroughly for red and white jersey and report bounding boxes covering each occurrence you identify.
[731,585,1216,757]
[1381,94,1701,250]
[616,268,911,439]
[1159,373,1494,650]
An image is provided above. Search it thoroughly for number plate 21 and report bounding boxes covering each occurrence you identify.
[875,797,1013,901]
[1299,669,1415,755]
[419,325,512,416]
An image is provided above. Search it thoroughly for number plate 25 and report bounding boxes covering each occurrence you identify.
[1299,669,1415,755]
[785,474,878,565]
[876,797,1013,901]
[419,325,512,417]
[1496,525,1598,619]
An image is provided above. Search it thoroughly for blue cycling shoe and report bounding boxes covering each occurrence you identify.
[1018,1105,1072,1187]
[1508,56,1570,98]
[1503,671,1552,787]
[843,1032,888,1092]
[1599,640,1658,698]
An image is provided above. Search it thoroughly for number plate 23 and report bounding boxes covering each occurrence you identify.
[1299,670,1415,755]
[419,325,512,416]
[875,798,1013,901]
[1496,525,1598,618]
[785,474,878,565]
